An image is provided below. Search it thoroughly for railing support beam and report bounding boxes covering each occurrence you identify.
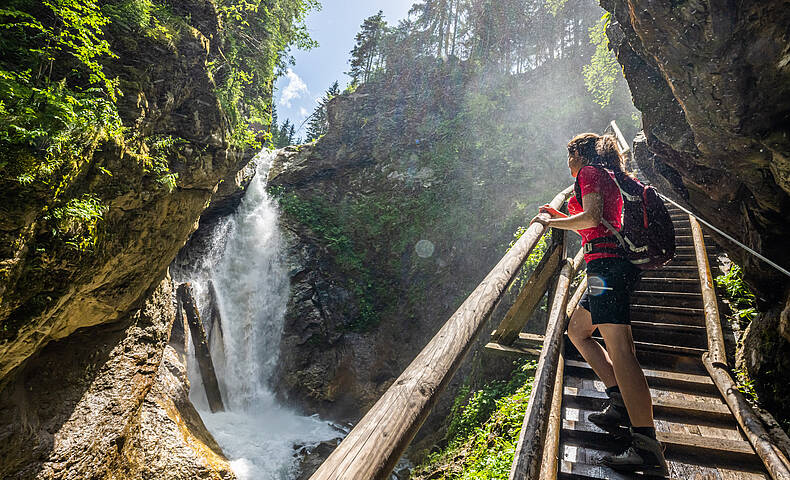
[510,247,585,480]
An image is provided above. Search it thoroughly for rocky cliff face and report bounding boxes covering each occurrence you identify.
[0,1,257,476]
[0,277,234,479]
[266,90,519,421]
[602,0,790,422]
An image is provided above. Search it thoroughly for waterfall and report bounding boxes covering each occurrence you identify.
[176,150,339,479]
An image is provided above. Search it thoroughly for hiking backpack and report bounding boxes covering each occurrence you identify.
[574,166,676,270]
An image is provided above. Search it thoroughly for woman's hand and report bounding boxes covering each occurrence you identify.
[539,204,567,218]
[530,214,550,227]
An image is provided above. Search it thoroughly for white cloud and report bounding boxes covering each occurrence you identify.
[299,107,309,117]
[279,69,309,108]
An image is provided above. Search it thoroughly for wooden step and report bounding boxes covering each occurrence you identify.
[561,421,761,468]
[588,336,707,358]
[565,339,706,374]
[636,277,700,293]
[639,268,700,279]
[631,303,704,317]
[563,388,733,424]
[558,445,768,480]
[631,290,703,308]
[630,322,708,349]
[630,310,705,327]
[563,359,717,395]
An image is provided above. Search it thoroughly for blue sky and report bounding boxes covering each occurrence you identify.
[273,0,415,137]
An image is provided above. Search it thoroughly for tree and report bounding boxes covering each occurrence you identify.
[305,81,341,142]
[348,11,387,84]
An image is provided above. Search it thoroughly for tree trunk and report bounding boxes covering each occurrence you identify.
[177,282,225,413]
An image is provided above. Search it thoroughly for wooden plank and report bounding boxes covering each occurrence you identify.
[510,246,585,480]
[493,238,563,345]
[563,387,732,422]
[565,360,713,387]
[561,421,758,460]
[690,216,727,364]
[590,335,707,357]
[485,342,542,358]
[308,187,574,480]
[704,354,790,480]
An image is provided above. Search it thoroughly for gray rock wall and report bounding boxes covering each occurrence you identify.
[602,0,790,420]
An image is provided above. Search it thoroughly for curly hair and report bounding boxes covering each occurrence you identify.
[567,133,625,173]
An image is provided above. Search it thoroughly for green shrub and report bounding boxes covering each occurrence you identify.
[714,263,757,328]
[45,193,108,251]
[413,359,537,480]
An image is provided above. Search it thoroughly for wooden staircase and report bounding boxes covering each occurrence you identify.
[308,181,790,480]
[540,205,772,479]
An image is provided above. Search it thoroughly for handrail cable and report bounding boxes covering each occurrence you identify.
[657,192,790,279]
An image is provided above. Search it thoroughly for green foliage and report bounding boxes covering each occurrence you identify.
[0,0,122,185]
[508,230,548,292]
[273,189,381,330]
[142,135,185,192]
[734,365,759,405]
[0,70,122,185]
[583,13,622,107]
[348,11,386,85]
[211,0,319,148]
[714,263,761,404]
[544,0,569,16]
[45,193,108,251]
[715,263,757,328]
[305,80,340,142]
[102,0,182,47]
[413,360,537,479]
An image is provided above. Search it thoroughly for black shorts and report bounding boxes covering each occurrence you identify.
[578,257,641,325]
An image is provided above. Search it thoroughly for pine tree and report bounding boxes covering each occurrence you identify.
[305,81,341,142]
[270,104,281,147]
[287,123,297,145]
[348,11,387,84]
[276,118,292,148]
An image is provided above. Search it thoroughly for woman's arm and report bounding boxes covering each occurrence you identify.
[531,192,602,231]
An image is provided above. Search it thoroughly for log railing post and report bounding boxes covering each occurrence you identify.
[538,277,588,479]
[493,232,563,345]
[308,186,574,480]
[510,246,585,480]
[691,216,790,479]
[690,215,726,364]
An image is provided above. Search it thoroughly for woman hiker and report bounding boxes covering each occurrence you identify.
[530,133,669,476]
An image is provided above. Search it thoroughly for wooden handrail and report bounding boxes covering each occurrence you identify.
[703,354,790,480]
[509,246,585,480]
[691,216,790,479]
[690,215,726,364]
[309,186,574,480]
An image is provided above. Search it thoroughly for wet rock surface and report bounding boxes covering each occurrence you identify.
[603,0,790,421]
[0,278,231,479]
[133,346,235,480]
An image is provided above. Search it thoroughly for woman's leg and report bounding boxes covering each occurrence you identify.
[597,323,653,427]
[567,306,618,388]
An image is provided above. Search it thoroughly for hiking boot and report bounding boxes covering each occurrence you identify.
[600,431,669,477]
[588,391,631,438]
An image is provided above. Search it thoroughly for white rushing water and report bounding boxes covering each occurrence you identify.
[179,150,340,479]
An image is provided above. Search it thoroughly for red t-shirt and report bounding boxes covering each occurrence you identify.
[567,166,623,262]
